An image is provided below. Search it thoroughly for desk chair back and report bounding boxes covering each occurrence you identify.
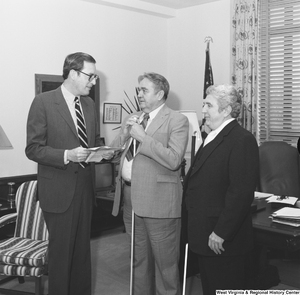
[258,141,300,197]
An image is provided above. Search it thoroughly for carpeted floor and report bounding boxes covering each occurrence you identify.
[0,225,298,294]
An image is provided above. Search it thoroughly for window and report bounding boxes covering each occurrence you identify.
[258,0,300,146]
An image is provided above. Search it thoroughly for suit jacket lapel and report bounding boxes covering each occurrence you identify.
[190,120,238,176]
[54,88,78,138]
[146,105,169,137]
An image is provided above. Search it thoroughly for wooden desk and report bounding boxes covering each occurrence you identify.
[249,199,300,288]
[252,199,300,252]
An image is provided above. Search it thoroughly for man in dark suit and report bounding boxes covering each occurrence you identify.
[183,84,259,294]
[110,72,189,294]
[26,52,105,295]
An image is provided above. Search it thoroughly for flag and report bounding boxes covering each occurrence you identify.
[203,46,214,99]
[201,44,214,139]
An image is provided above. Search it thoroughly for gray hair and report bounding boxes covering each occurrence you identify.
[206,84,241,118]
[138,72,169,100]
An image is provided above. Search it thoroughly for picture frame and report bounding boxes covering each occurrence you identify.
[103,103,122,124]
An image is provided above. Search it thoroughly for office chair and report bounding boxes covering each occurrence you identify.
[258,141,300,198]
[0,180,48,295]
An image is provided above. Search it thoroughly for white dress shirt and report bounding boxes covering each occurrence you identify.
[203,118,235,147]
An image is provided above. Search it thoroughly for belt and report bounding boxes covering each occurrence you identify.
[124,180,131,186]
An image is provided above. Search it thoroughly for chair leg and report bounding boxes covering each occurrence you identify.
[18,277,25,284]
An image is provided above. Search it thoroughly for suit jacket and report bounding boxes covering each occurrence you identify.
[183,120,259,256]
[111,105,189,218]
[26,87,101,213]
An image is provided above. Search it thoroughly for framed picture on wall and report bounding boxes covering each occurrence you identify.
[103,103,122,124]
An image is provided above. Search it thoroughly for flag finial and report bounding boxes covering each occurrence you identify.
[204,36,213,50]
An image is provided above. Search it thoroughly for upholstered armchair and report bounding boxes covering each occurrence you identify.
[0,180,48,295]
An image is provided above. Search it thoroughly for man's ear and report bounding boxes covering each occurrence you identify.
[224,105,232,117]
[69,69,78,81]
[157,90,164,101]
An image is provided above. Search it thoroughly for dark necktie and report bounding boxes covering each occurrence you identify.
[75,97,88,168]
[126,113,149,161]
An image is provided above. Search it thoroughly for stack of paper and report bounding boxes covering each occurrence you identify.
[266,195,298,206]
[254,191,273,199]
[271,207,300,227]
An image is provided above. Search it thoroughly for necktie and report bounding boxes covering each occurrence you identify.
[126,113,149,161]
[75,97,88,168]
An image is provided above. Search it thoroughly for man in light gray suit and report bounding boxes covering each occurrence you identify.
[110,72,189,295]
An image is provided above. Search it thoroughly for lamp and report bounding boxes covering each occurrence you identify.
[0,125,13,149]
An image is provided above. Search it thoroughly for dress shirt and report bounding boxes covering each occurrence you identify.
[122,104,165,182]
[203,118,235,147]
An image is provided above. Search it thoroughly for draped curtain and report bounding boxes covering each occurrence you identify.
[231,0,259,134]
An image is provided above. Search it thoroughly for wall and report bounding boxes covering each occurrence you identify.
[0,0,231,178]
[0,0,168,177]
[167,0,231,120]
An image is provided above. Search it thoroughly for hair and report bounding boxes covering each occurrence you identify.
[206,84,241,118]
[138,72,170,100]
[62,52,96,80]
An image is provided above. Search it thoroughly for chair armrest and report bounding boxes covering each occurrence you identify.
[0,213,17,229]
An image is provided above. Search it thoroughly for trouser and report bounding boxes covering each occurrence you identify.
[123,183,181,295]
[43,166,93,295]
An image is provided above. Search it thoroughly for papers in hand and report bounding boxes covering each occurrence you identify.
[271,207,300,227]
[85,146,124,163]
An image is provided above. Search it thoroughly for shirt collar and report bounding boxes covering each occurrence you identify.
[61,84,77,104]
[144,103,165,121]
[215,118,235,133]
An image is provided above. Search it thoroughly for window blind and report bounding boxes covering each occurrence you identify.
[258,0,300,146]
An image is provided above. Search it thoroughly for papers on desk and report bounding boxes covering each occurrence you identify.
[271,207,300,227]
[266,195,298,206]
[86,146,124,162]
[255,191,273,199]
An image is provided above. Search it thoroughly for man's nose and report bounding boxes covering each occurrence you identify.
[138,90,143,98]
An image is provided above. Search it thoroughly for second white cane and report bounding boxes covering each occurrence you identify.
[182,243,189,295]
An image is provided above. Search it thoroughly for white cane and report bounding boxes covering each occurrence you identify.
[129,138,137,295]
[130,207,134,295]
[182,243,189,295]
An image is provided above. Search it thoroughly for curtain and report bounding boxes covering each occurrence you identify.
[231,0,259,134]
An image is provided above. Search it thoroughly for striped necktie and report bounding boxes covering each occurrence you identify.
[74,97,88,168]
[126,113,149,161]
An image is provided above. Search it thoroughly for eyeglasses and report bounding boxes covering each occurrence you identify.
[76,70,99,82]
